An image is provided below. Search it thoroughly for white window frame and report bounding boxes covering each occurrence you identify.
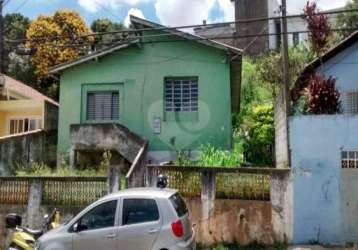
[7,116,43,135]
[164,77,198,112]
[341,150,358,169]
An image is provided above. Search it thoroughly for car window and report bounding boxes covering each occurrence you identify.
[169,193,188,217]
[122,199,159,225]
[78,200,117,231]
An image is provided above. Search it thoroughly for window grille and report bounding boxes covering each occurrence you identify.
[87,91,119,121]
[341,151,358,169]
[345,92,358,114]
[164,78,198,112]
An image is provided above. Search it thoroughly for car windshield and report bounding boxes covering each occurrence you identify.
[169,193,188,217]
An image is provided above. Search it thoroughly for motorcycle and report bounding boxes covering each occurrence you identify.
[6,208,61,250]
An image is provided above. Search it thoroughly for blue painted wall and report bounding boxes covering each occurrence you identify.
[289,39,358,244]
[290,115,358,244]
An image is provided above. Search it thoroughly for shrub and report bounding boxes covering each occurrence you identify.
[243,104,274,165]
[306,73,340,114]
[15,163,107,177]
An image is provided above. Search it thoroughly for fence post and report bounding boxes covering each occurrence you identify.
[26,179,43,229]
[201,170,216,220]
[108,164,121,193]
[270,171,293,243]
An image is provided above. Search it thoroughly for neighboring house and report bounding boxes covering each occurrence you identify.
[0,74,59,175]
[275,31,358,245]
[195,0,337,55]
[0,74,58,137]
[50,16,242,166]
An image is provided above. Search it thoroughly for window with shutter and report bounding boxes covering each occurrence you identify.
[164,77,198,112]
[345,92,358,114]
[86,91,119,121]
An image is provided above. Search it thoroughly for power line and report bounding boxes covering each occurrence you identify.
[6,27,357,50]
[13,0,30,13]
[4,8,358,44]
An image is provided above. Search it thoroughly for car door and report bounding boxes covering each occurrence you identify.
[71,200,119,250]
[117,198,162,250]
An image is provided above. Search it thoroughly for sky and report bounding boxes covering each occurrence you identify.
[3,0,351,27]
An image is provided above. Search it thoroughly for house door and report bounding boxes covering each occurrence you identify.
[341,168,358,242]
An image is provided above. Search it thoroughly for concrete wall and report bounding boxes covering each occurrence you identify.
[275,89,290,169]
[188,199,275,246]
[58,36,233,161]
[0,130,57,175]
[289,115,358,244]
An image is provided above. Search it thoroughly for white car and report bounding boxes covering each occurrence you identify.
[35,188,196,250]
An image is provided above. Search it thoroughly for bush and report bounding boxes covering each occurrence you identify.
[242,104,274,165]
[175,133,243,167]
[16,163,107,177]
[306,73,340,114]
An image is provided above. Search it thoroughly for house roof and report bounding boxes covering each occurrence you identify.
[291,31,358,101]
[2,74,58,106]
[129,15,242,55]
[49,16,241,74]
[49,39,140,74]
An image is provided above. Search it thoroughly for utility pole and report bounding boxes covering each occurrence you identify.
[281,0,291,167]
[0,0,4,73]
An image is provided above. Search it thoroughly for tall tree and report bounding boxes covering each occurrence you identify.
[303,1,332,55]
[26,10,94,98]
[90,18,126,50]
[3,13,36,84]
[336,0,358,39]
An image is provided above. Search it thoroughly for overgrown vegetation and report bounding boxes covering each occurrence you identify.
[15,151,112,176]
[305,73,341,114]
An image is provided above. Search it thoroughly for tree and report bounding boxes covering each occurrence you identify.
[26,10,93,89]
[303,1,332,55]
[257,45,314,99]
[3,13,36,84]
[90,19,126,50]
[336,0,358,39]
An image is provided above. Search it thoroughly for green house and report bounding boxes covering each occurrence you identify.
[50,16,242,165]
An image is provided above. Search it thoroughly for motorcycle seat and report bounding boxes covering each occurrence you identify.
[23,228,43,239]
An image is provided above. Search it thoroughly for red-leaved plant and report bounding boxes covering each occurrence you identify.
[304,1,331,54]
[306,73,340,114]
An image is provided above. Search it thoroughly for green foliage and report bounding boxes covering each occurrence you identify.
[3,13,37,85]
[336,0,358,39]
[242,104,274,165]
[15,163,107,177]
[91,18,126,50]
[257,45,314,99]
[175,133,243,167]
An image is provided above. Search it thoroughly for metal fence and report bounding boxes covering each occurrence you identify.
[0,177,31,204]
[146,165,275,201]
[0,177,107,206]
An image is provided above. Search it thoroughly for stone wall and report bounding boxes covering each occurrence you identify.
[0,130,57,175]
